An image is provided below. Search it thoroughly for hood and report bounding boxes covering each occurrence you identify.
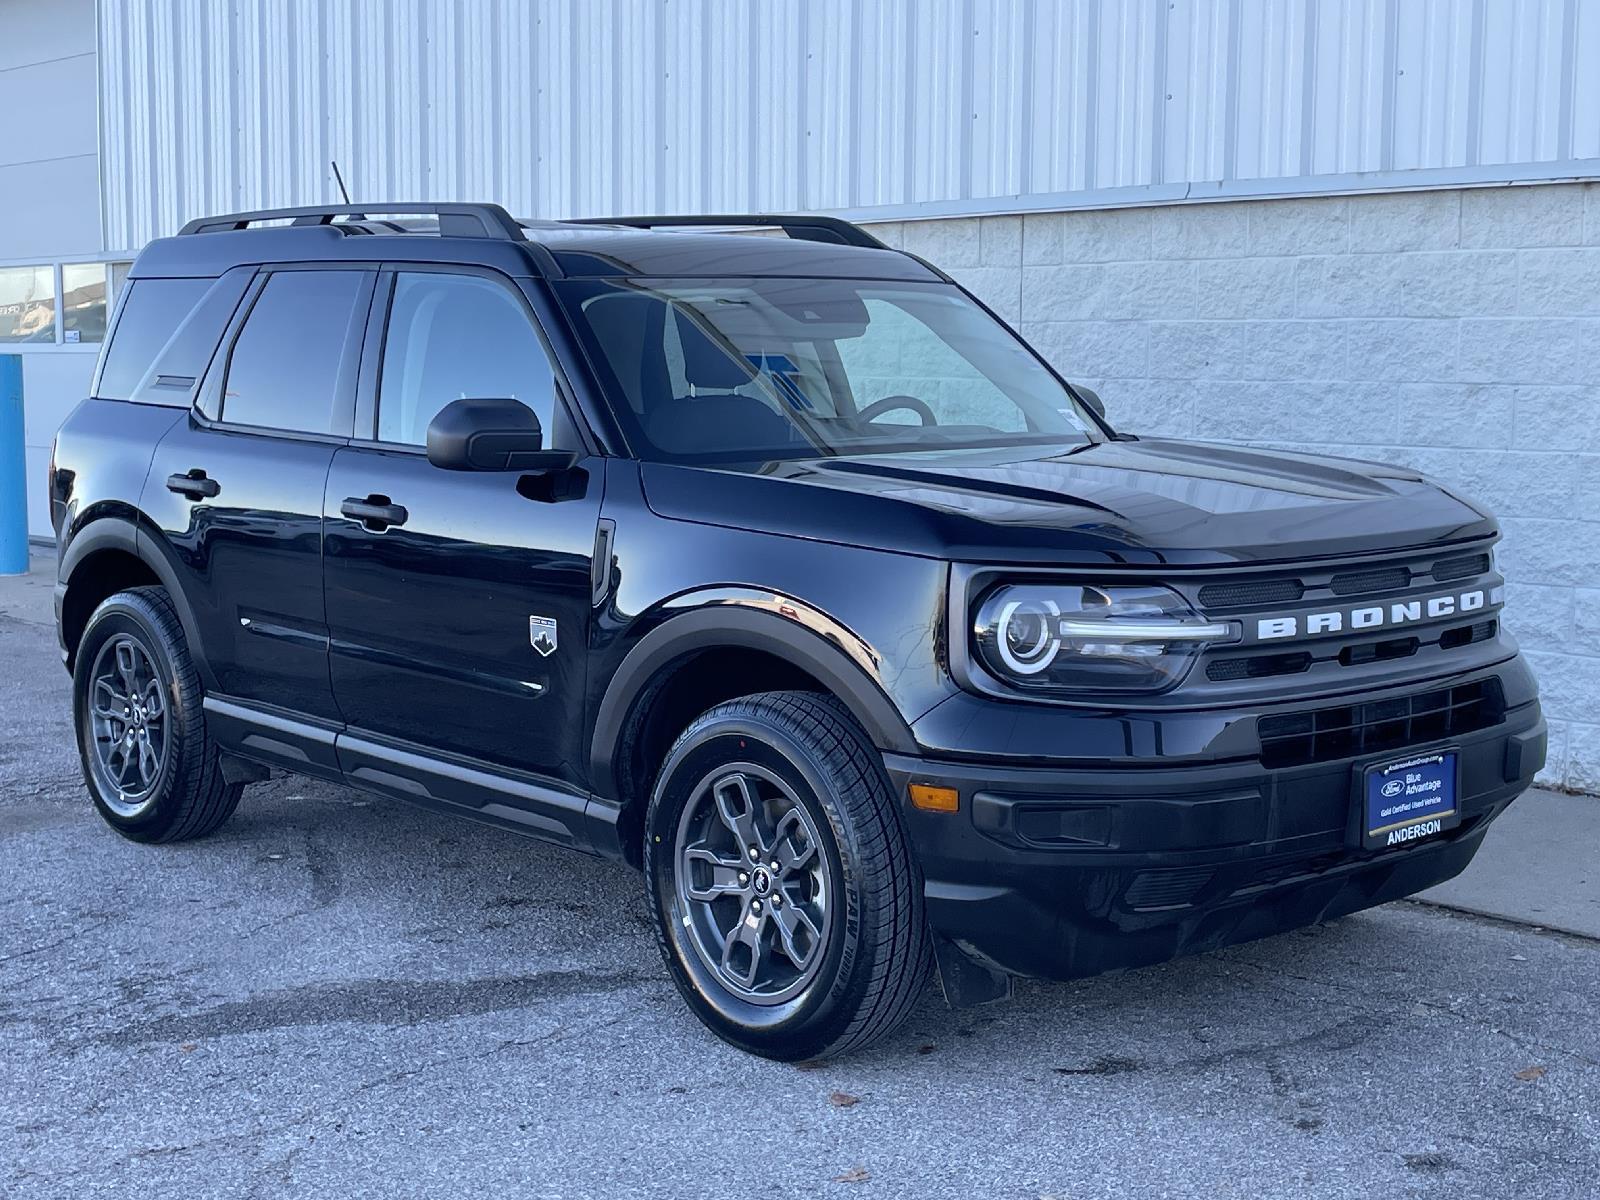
[639,438,1497,567]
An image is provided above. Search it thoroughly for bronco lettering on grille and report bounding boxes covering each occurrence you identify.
[1254,588,1497,643]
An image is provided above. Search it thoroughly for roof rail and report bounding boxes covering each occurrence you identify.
[565,213,889,250]
[178,203,526,240]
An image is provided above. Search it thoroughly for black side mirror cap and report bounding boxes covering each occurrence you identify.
[425,397,579,472]
[1073,384,1106,418]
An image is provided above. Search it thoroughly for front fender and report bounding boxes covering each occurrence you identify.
[589,589,920,800]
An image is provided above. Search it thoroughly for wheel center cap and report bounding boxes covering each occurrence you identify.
[751,869,772,896]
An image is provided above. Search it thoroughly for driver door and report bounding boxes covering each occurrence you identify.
[322,266,601,791]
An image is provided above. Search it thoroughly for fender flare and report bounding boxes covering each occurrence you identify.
[58,515,209,682]
[589,596,919,800]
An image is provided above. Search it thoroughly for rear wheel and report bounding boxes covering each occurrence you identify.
[644,691,931,1060]
[73,587,241,842]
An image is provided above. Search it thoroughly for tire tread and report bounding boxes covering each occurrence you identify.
[655,690,932,1058]
[80,587,241,842]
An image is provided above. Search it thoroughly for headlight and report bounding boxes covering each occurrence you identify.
[972,583,1236,694]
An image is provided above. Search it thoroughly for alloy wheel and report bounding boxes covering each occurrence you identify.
[85,633,169,817]
[672,762,833,1005]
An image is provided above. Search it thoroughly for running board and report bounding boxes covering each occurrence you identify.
[202,695,624,859]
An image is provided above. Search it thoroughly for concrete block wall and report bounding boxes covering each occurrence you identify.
[867,181,1600,794]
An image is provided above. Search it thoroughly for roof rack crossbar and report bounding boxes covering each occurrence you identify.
[564,213,889,250]
[178,203,525,240]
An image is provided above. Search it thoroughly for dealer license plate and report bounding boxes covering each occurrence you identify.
[1362,750,1459,850]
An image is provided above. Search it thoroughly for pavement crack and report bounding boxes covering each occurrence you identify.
[0,917,113,968]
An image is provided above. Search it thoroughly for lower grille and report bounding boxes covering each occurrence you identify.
[1125,867,1214,910]
[1257,679,1504,769]
[1440,618,1497,650]
[1207,651,1312,682]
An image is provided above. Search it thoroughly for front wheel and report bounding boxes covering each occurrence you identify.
[643,691,931,1060]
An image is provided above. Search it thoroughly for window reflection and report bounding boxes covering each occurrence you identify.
[62,263,108,343]
[0,266,57,344]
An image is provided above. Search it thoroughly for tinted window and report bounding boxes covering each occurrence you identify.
[377,272,555,446]
[96,278,212,401]
[222,271,366,434]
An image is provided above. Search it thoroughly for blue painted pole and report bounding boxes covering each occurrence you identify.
[0,355,29,576]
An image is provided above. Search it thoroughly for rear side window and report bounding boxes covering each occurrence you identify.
[96,278,212,401]
[221,271,366,434]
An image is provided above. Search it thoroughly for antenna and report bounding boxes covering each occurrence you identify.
[330,160,352,205]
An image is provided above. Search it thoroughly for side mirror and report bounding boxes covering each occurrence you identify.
[1073,384,1106,418]
[425,397,579,472]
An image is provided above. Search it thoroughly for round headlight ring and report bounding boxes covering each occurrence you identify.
[992,596,1061,676]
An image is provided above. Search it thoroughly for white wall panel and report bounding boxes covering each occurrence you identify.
[99,0,1600,251]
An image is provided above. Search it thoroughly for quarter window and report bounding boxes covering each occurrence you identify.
[377,272,556,446]
[221,271,367,434]
[96,277,213,401]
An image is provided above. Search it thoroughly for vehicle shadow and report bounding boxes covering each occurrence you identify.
[198,772,1493,1078]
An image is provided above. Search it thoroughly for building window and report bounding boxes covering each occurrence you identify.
[62,262,109,344]
[110,261,132,308]
[0,265,57,344]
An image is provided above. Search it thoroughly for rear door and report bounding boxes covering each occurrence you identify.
[322,265,602,790]
[143,265,375,724]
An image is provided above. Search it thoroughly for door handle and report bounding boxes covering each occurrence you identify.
[341,495,409,532]
[166,469,220,500]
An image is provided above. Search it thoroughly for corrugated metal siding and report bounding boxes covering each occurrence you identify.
[100,0,1600,250]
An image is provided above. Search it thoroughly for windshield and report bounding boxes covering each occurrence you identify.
[555,277,1099,463]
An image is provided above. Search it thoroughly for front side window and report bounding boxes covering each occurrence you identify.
[377,272,556,446]
[221,270,366,434]
[0,265,56,344]
[556,277,1094,463]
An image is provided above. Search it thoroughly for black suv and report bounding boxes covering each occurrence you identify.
[51,203,1544,1059]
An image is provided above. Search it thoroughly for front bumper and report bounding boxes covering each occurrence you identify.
[885,662,1545,985]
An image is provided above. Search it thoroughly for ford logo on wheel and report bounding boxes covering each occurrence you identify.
[1381,780,1405,798]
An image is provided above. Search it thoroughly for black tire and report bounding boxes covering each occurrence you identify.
[72,586,242,843]
[643,691,932,1060]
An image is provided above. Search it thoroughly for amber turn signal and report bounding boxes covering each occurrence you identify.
[909,784,959,813]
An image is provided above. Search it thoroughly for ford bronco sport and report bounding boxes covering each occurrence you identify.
[50,203,1545,1060]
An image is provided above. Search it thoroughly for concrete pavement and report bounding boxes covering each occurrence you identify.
[1420,788,1600,939]
[4,550,1597,1198]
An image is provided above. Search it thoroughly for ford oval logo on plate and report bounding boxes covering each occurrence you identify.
[1363,751,1459,850]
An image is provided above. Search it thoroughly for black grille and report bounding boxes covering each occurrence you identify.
[1197,578,1305,608]
[1432,552,1491,582]
[1257,679,1504,769]
[1440,618,1497,650]
[1329,566,1411,596]
[1125,867,1214,910]
[1207,652,1313,682]
[1338,635,1419,667]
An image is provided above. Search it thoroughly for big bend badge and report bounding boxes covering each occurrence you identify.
[529,615,558,657]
